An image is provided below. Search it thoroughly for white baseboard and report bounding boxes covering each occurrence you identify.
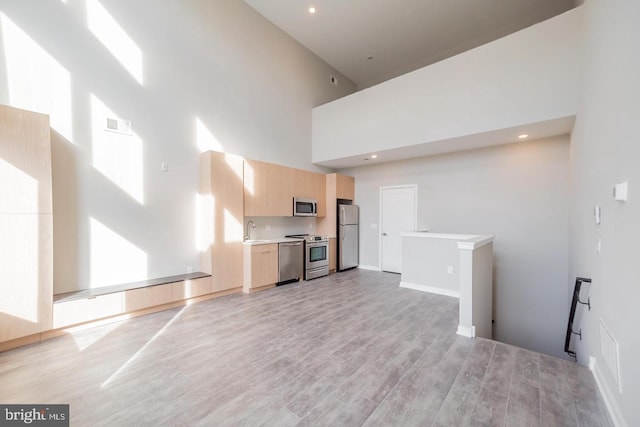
[357,265,381,271]
[399,281,460,299]
[589,356,627,427]
[457,325,475,338]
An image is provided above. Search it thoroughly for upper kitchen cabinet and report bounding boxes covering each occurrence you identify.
[291,168,326,217]
[268,162,293,216]
[244,158,292,217]
[0,105,53,343]
[200,151,244,292]
[336,174,355,201]
[317,173,355,237]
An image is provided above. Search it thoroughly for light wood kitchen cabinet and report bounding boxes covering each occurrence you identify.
[200,151,244,292]
[329,238,337,273]
[309,172,326,217]
[244,159,293,216]
[291,168,326,217]
[336,173,355,201]
[243,243,279,293]
[0,105,53,343]
[317,173,355,237]
[268,163,292,216]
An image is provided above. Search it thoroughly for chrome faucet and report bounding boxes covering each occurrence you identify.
[245,220,256,241]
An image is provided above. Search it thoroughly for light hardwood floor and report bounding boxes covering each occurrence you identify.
[0,269,612,426]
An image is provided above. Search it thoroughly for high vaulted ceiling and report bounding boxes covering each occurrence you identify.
[244,0,578,89]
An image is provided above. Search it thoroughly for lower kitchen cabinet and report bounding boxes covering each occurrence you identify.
[243,243,278,293]
[329,238,337,273]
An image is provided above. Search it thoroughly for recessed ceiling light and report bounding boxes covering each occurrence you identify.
[518,134,528,139]
[308,7,316,14]
[371,154,378,159]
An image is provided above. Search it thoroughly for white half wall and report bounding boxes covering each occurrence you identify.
[312,7,582,167]
[340,136,570,358]
[0,0,355,293]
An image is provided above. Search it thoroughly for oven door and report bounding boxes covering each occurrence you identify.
[306,241,328,270]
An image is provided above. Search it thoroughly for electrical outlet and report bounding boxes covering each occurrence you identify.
[186,266,193,274]
[265,225,271,231]
[161,162,169,172]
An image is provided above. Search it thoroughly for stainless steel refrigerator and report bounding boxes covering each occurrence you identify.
[338,204,359,271]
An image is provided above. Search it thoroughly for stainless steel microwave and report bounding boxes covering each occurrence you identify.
[293,197,317,216]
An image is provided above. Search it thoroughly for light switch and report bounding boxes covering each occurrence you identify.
[161,162,169,172]
[613,181,628,201]
[594,206,601,224]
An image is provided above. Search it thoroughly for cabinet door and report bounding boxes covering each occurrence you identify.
[0,105,52,343]
[310,172,326,217]
[268,163,292,216]
[329,238,337,272]
[248,244,278,288]
[201,151,244,291]
[336,174,355,201]
[0,214,53,341]
[243,159,270,216]
[0,106,51,214]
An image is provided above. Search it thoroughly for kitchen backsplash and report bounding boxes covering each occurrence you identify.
[245,216,317,239]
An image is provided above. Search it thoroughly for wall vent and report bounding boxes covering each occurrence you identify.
[599,319,622,393]
[105,117,132,135]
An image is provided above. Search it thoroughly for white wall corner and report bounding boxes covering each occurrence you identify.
[589,356,628,427]
[456,325,475,338]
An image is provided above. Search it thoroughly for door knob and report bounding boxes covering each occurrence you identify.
[382,232,387,236]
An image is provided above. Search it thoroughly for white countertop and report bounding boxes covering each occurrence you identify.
[243,237,303,245]
[401,231,494,249]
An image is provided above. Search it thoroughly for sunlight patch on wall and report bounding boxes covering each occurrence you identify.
[86,0,143,85]
[196,193,214,252]
[195,117,224,153]
[90,93,144,204]
[89,217,147,288]
[1,13,73,142]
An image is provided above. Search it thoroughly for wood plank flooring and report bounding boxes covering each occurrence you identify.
[0,269,612,426]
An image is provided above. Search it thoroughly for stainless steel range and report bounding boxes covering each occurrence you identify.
[285,234,329,280]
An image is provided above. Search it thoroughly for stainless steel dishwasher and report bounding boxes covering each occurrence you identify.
[278,241,303,285]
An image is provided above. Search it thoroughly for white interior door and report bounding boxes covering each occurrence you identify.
[380,186,417,273]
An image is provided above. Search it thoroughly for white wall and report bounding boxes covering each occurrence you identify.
[570,0,640,425]
[401,236,460,296]
[340,136,570,358]
[0,0,355,293]
[312,7,581,165]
